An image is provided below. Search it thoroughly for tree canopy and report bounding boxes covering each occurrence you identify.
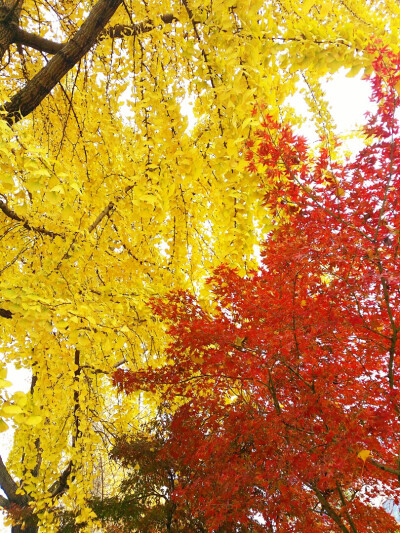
[1,0,400,531]
[116,48,400,532]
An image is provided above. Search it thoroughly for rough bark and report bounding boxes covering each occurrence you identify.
[0,16,16,60]
[0,0,23,61]
[13,27,63,54]
[1,1,178,126]
[0,455,21,503]
[0,453,38,532]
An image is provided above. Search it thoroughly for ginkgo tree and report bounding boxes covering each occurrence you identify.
[1,0,400,531]
[115,48,400,532]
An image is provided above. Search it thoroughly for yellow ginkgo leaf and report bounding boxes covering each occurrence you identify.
[1,405,23,416]
[357,449,371,462]
[234,336,247,348]
[24,416,42,426]
[12,392,27,408]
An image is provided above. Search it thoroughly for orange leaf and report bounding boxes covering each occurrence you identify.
[357,450,371,462]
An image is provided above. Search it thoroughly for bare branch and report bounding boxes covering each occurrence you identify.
[336,482,357,533]
[310,483,350,533]
[72,349,82,448]
[88,183,135,233]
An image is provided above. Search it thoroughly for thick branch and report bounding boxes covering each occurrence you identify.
[0,494,9,509]
[3,0,23,21]
[2,0,124,124]
[14,27,63,54]
[0,455,19,503]
[0,308,12,318]
[0,0,24,60]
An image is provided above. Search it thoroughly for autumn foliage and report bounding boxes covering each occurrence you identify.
[3,0,400,531]
[114,49,400,532]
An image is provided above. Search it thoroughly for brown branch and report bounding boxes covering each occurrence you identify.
[104,13,176,39]
[0,0,24,60]
[267,369,282,415]
[3,0,23,21]
[336,482,357,533]
[88,202,114,233]
[0,308,12,318]
[310,483,350,533]
[13,13,177,55]
[48,350,82,498]
[88,183,135,233]
[72,349,82,446]
[48,348,103,499]
[0,455,23,504]
[369,457,400,477]
[0,494,9,509]
[80,357,127,375]
[14,27,63,54]
[375,254,398,390]
[0,199,62,238]
[48,461,72,498]
[2,0,124,125]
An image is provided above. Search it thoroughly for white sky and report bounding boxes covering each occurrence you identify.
[294,69,372,152]
[324,71,371,133]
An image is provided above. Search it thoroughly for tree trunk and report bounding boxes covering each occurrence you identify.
[0,0,23,61]
[0,19,15,60]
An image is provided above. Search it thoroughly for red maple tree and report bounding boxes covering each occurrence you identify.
[114,47,400,532]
